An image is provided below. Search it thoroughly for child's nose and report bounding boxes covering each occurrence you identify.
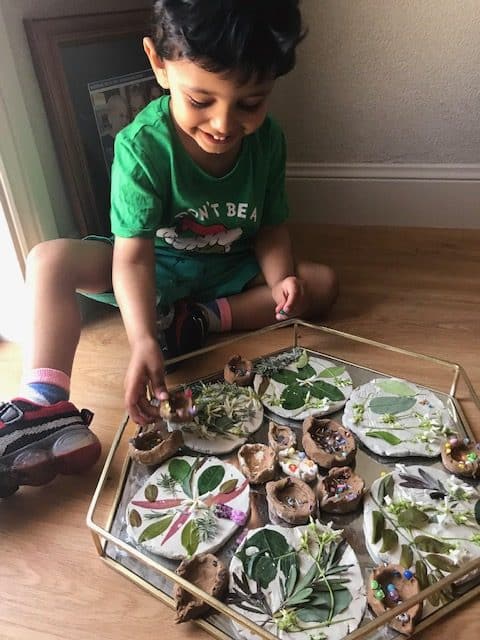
[210,107,235,135]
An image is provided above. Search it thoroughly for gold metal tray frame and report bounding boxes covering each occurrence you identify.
[86,320,480,640]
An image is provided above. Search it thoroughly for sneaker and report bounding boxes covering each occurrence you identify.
[160,301,209,363]
[0,398,101,498]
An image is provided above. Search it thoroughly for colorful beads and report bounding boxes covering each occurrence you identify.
[374,589,385,600]
[371,580,379,589]
[466,452,478,462]
[403,570,413,580]
[396,612,410,623]
[386,583,396,592]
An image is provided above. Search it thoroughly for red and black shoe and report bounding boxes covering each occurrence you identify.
[0,398,101,498]
[156,301,209,374]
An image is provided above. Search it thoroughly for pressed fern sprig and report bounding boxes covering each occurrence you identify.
[195,509,219,542]
[253,348,303,377]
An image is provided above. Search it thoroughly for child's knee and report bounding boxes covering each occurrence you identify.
[26,239,70,276]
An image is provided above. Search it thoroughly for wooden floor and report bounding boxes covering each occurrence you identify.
[1,224,479,640]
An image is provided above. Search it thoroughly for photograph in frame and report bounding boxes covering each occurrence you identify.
[25,9,156,236]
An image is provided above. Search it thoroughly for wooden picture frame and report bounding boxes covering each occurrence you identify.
[25,9,158,236]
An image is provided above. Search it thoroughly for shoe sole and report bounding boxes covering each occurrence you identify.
[0,425,101,497]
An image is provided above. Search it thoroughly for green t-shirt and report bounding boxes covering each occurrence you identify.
[110,95,289,256]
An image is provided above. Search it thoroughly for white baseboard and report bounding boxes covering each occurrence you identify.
[286,163,480,228]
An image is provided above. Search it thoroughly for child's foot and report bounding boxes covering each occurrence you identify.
[0,398,101,498]
[160,301,209,363]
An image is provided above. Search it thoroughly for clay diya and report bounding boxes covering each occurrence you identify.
[441,435,480,478]
[237,443,277,484]
[224,354,254,386]
[174,553,228,623]
[128,426,183,465]
[154,388,196,423]
[317,466,365,513]
[367,564,423,636]
[267,421,296,453]
[302,417,356,469]
[266,476,317,525]
[278,447,318,482]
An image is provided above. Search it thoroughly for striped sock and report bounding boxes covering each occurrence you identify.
[20,368,70,406]
[196,298,232,333]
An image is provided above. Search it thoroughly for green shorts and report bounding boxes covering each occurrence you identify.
[80,235,260,307]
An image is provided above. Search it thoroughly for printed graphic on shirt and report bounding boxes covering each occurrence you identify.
[156,200,258,253]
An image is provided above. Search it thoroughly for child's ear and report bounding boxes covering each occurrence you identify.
[143,37,170,89]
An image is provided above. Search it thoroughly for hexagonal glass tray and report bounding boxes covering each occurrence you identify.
[87,321,480,640]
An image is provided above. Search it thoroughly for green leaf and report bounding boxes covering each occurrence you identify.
[366,430,402,446]
[181,519,200,556]
[380,528,399,552]
[138,515,174,543]
[426,554,458,573]
[296,606,329,624]
[398,507,430,529]
[427,574,440,606]
[144,484,158,502]
[310,380,345,402]
[280,384,308,410]
[369,396,416,415]
[415,560,428,589]
[218,478,238,494]
[372,510,385,544]
[168,459,190,483]
[197,465,225,496]
[293,562,318,593]
[376,380,416,396]
[400,544,413,569]
[286,587,313,606]
[295,350,309,369]
[296,588,352,622]
[318,366,346,379]
[377,473,395,502]
[272,369,301,386]
[236,529,292,589]
[475,499,480,526]
[295,364,317,379]
[285,564,298,598]
[414,535,455,554]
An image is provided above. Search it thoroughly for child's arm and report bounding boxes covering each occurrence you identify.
[112,236,167,425]
[254,222,305,320]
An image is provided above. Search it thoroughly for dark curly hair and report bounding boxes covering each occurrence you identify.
[151,0,306,82]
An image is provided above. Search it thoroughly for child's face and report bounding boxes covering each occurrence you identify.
[144,40,273,158]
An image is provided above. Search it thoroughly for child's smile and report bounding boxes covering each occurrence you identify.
[144,41,273,169]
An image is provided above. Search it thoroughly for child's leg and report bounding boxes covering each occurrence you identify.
[219,261,337,331]
[0,239,113,496]
[24,238,113,375]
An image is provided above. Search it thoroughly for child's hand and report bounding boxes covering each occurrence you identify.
[124,337,168,425]
[272,276,305,321]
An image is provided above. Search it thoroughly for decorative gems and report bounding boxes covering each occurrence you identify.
[403,570,413,580]
[367,563,422,636]
[278,447,318,482]
[441,433,480,478]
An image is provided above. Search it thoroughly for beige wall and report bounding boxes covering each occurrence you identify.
[1,0,479,237]
[271,0,480,164]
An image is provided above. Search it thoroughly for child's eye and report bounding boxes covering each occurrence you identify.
[188,96,210,109]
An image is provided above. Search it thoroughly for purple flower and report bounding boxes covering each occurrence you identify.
[214,504,247,525]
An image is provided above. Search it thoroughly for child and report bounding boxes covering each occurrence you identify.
[0,0,337,496]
